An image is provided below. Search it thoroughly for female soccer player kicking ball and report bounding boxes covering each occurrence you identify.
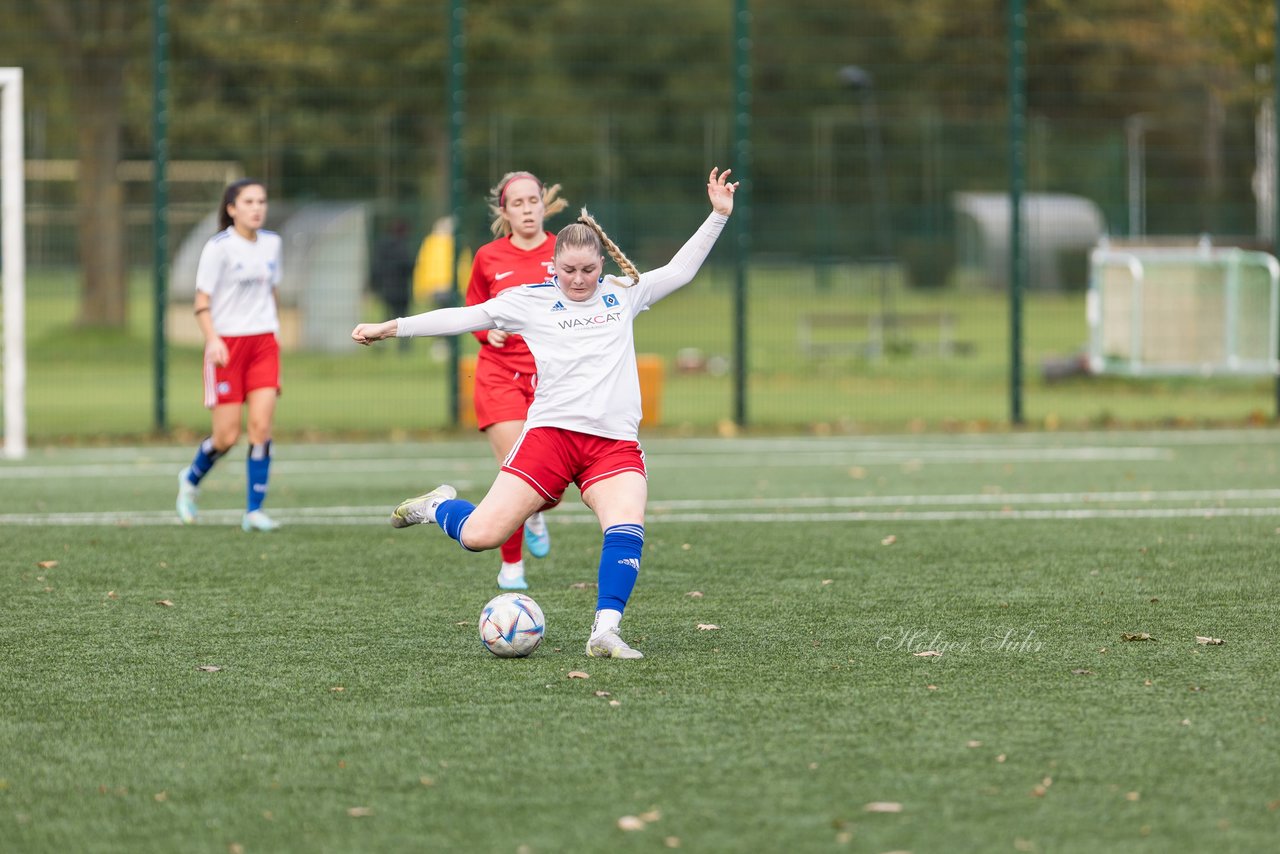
[352,167,737,659]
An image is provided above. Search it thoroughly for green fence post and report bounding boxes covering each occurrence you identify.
[1008,0,1026,425]
[152,0,170,433]
[732,0,752,428]
[447,0,466,428]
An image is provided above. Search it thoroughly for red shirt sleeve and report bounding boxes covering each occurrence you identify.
[465,244,494,345]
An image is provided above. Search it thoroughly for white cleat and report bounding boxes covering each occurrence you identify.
[241,510,281,532]
[390,484,457,528]
[586,629,644,660]
[176,468,200,525]
[497,562,528,591]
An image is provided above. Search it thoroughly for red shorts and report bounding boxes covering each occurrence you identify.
[501,427,646,502]
[204,333,281,409]
[473,355,536,430]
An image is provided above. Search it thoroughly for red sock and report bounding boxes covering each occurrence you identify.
[500,527,523,563]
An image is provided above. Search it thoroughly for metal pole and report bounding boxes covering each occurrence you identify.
[1008,0,1027,425]
[447,0,466,427]
[152,0,170,432]
[732,0,752,427]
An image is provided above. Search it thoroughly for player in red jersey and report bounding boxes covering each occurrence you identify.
[465,171,570,590]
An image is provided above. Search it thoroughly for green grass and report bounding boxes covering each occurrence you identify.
[3,431,1279,852]
[13,267,1279,442]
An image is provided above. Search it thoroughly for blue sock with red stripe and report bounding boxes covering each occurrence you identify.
[246,441,271,512]
[597,524,644,614]
[186,437,225,486]
[437,498,479,552]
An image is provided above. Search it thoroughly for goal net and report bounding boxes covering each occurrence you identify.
[1087,239,1280,377]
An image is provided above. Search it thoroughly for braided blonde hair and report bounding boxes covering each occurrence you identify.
[556,208,640,286]
[487,171,569,237]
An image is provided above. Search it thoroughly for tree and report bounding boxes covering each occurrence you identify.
[35,0,147,328]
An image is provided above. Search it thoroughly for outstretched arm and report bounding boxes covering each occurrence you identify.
[643,167,738,305]
[351,304,495,345]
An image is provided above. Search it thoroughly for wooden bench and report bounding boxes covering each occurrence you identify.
[797,312,967,359]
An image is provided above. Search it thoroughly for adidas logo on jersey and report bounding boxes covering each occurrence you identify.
[551,301,566,311]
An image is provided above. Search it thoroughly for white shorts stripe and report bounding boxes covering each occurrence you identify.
[202,356,218,409]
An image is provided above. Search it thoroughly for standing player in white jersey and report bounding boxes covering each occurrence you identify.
[176,179,285,532]
[465,171,569,591]
[351,167,737,658]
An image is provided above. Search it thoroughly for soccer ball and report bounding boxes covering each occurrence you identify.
[478,592,545,658]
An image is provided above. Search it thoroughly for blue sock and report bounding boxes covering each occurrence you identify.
[437,498,479,551]
[597,524,644,614]
[247,441,271,512]
[187,437,225,485]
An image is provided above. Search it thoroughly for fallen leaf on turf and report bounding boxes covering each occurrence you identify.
[156,600,175,607]
[153,791,168,802]
[996,754,1007,763]
[881,535,897,546]
[567,671,589,679]
[594,690,611,697]
[1071,669,1094,675]
[347,806,373,818]
[1125,791,1141,801]
[609,699,621,707]
[106,591,118,600]
[697,624,720,631]
[664,837,681,849]
[37,560,58,569]
[639,809,662,822]
[926,684,938,690]
[454,621,468,627]
[419,776,434,787]
[617,815,646,831]
[1195,636,1225,645]
[1030,784,1047,797]
[966,740,983,748]
[1121,632,1153,641]
[229,844,244,854]
[195,665,221,672]
[569,582,597,590]
[913,650,943,657]
[821,579,834,586]
[330,686,345,692]
[685,591,703,598]
[863,801,903,813]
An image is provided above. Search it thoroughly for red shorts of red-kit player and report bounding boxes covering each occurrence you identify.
[473,356,537,430]
[501,427,647,503]
[204,332,281,409]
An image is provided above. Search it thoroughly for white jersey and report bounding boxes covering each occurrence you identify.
[396,212,728,440]
[195,227,283,336]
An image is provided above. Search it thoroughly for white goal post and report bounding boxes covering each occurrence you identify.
[1,68,24,459]
[1087,239,1280,377]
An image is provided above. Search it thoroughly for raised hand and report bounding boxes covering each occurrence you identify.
[707,167,739,216]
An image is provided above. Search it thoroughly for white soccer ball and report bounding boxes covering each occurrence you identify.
[478,592,545,658]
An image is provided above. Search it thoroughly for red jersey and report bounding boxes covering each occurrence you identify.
[465,232,556,374]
